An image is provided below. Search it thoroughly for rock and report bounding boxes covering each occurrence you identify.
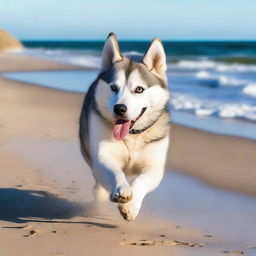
[0,29,23,52]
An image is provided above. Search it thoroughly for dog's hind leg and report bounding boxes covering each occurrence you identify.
[93,182,109,202]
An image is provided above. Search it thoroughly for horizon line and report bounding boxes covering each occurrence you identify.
[21,39,256,42]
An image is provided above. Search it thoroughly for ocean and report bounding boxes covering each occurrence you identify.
[3,40,256,138]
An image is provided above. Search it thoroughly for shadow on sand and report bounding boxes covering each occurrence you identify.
[0,188,117,229]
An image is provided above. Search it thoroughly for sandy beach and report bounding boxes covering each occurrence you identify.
[0,53,256,256]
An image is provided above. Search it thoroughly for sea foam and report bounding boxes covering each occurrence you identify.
[242,83,256,97]
[195,71,248,87]
[171,93,256,121]
[176,59,256,73]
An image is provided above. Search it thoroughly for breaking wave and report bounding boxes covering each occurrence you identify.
[242,83,256,97]
[171,93,256,121]
[175,60,256,72]
[195,71,248,87]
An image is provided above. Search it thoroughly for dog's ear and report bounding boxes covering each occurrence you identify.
[101,33,123,70]
[142,38,167,75]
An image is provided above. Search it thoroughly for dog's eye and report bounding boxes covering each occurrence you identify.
[110,84,118,92]
[134,86,144,93]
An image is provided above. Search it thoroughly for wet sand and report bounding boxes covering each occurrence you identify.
[0,52,85,72]
[0,53,256,256]
[168,124,256,196]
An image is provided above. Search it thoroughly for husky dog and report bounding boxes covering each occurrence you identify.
[79,33,170,221]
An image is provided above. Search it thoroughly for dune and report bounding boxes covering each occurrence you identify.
[0,29,23,52]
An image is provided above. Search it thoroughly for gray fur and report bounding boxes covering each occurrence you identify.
[136,64,166,88]
[79,78,99,165]
[101,57,167,88]
[99,65,117,84]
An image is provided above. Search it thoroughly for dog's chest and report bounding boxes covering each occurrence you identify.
[122,135,147,175]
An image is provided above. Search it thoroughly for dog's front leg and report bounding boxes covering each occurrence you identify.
[89,112,132,203]
[118,138,169,221]
[118,165,165,221]
[93,161,132,203]
[92,143,132,203]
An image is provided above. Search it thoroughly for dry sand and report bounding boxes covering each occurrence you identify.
[0,53,255,256]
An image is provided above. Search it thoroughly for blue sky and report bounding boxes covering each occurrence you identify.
[1,0,256,40]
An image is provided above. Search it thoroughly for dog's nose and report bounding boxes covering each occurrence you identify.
[114,104,127,116]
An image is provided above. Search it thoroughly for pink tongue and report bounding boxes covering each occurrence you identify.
[113,120,131,141]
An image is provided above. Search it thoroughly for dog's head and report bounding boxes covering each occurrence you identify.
[95,33,170,140]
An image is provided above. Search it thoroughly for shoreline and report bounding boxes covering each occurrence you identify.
[0,52,87,72]
[1,61,256,141]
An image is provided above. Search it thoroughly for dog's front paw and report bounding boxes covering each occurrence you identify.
[118,201,141,222]
[110,185,133,203]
